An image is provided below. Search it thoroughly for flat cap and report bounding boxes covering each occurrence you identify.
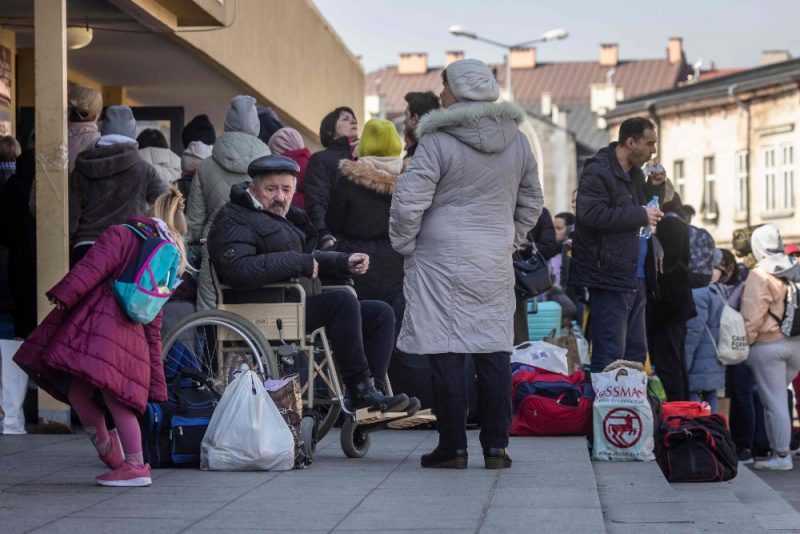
[247,154,300,178]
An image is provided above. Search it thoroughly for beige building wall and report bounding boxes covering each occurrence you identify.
[609,90,800,246]
[657,106,748,246]
[176,0,365,138]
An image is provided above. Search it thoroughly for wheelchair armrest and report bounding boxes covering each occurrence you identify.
[217,280,307,305]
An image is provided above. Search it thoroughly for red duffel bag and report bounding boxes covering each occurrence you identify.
[661,401,712,427]
[509,366,594,436]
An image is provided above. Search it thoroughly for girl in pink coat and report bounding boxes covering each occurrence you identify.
[15,188,188,487]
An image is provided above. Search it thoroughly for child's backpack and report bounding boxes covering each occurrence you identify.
[510,365,594,436]
[687,225,716,289]
[656,414,738,482]
[112,223,180,324]
[768,279,800,337]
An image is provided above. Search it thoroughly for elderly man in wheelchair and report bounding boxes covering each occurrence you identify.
[206,154,413,414]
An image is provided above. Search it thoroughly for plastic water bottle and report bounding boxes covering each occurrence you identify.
[640,195,660,239]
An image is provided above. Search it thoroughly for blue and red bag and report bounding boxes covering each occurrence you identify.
[112,222,180,324]
[510,366,594,436]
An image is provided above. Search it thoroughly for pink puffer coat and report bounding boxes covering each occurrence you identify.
[14,217,168,413]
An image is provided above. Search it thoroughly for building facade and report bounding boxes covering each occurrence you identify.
[606,57,800,246]
[365,39,691,212]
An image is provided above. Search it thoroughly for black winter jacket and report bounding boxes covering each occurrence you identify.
[570,143,653,292]
[527,207,560,260]
[0,171,37,337]
[304,138,355,243]
[328,158,404,301]
[207,183,352,299]
[649,211,696,322]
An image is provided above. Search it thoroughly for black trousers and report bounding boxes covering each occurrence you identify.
[305,289,395,389]
[648,320,689,401]
[429,352,511,451]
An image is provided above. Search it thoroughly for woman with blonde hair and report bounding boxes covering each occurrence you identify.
[68,85,103,172]
[14,188,186,487]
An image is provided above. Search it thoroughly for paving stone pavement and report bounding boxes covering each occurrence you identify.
[1,430,798,533]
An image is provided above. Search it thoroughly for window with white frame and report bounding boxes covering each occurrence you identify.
[780,143,795,210]
[736,151,748,213]
[673,160,685,201]
[702,156,717,218]
[762,146,777,212]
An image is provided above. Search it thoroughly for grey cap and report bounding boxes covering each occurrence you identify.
[445,58,500,103]
[247,154,300,178]
[224,95,260,136]
[100,105,136,138]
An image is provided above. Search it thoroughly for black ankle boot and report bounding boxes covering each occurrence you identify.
[483,447,512,469]
[347,380,409,412]
[421,447,468,469]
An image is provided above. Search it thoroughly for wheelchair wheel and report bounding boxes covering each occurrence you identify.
[162,309,279,395]
[340,417,371,459]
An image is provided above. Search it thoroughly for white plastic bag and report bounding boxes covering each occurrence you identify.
[511,341,569,375]
[201,370,294,471]
[591,366,655,461]
[1,339,27,435]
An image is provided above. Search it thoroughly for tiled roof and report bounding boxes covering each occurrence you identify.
[366,58,688,116]
[697,68,746,82]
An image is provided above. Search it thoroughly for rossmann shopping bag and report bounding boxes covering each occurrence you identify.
[592,366,655,461]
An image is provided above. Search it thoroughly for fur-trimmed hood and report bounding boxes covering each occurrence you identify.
[339,156,402,195]
[415,101,525,154]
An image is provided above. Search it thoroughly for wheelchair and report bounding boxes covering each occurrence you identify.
[161,269,423,459]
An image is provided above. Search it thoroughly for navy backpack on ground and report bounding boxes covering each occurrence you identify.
[139,367,219,468]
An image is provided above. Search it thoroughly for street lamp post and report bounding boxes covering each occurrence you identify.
[448,26,568,102]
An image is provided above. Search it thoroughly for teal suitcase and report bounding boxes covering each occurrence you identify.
[527,300,562,341]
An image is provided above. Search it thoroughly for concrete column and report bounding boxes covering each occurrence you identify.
[34,0,71,430]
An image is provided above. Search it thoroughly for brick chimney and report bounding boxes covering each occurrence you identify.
[761,50,792,65]
[445,50,465,67]
[398,53,428,75]
[599,43,618,67]
[667,37,683,64]
[509,47,536,69]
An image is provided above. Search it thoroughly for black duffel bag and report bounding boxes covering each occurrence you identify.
[656,414,738,483]
[139,367,220,468]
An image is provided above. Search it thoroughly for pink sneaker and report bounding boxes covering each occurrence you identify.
[96,463,152,487]
[98,429,125,470]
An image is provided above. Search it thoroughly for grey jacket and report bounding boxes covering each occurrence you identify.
[185,131,269,309]
[389,101,543,354]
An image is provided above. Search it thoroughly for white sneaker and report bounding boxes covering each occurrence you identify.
[752,454,793,471]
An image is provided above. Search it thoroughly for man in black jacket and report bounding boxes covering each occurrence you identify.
[208,154,412,412]
[647,200,696,401]
[570,118,663,373]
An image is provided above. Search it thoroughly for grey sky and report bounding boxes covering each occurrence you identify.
[313,0,800,73]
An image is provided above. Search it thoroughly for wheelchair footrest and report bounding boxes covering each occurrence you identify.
[354,408,410,425]
[386,409,437,429]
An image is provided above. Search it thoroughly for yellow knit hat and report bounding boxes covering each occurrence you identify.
[358,119,402,158]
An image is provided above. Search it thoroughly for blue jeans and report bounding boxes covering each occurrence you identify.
[589,278,648,373]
